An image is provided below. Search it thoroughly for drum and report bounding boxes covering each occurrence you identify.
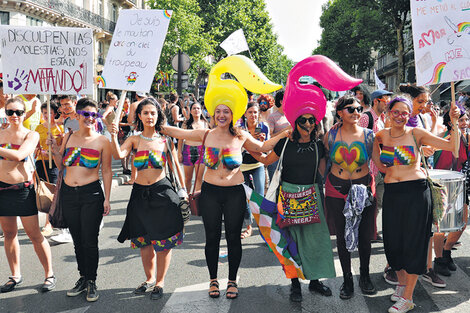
[429,169,466,232]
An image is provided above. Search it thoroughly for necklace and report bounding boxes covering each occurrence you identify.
[139,133,161,141]
[296,140,316,153]
[389,128,406,138]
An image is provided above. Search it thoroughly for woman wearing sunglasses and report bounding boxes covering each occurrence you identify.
[50,98,112,302]
[0,97,55,293]
[324,95,376,299]
[372,97,459,313]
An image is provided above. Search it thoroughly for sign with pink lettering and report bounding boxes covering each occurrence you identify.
[100,9,172,92]
[0,26,93,95]
[411,0,470,85]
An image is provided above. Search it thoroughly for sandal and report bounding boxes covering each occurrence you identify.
[208,279,220,298]
[226,281,238,299]
[41,275,56,292]
[1,276,23,293]
[240,228,252,239]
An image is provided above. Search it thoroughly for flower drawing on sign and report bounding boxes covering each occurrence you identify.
[126,71,138,84]
[7,69,29,91]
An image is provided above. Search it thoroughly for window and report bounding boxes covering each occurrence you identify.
[0,11,9,25]
[98,0,103,16]
[27,16,43,26]
[112,4,117,22]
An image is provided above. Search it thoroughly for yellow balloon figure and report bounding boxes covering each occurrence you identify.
[204,55,281,123]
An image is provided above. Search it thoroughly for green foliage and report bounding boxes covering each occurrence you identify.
[147,0,293,87]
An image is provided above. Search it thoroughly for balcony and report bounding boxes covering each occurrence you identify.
[25,0,116,34]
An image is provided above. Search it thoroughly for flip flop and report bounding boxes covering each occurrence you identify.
[240,229,252,239]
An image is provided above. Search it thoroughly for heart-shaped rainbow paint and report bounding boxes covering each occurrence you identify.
[331,141,367,173]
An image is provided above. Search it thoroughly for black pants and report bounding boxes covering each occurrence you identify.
[61,180,104,281]
[199,182,246,281]
[325,174,375,274]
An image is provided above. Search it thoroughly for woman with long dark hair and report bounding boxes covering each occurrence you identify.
[51,98,112,302]
[110,97,184,301]
[372,97,459,313]
[0,97,55,293]
[177,102,209,193]
[324,95,376,299]
[162,55,286,300]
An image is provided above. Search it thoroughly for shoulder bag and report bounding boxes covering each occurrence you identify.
[189,130,210,216]
[32,147,56,214]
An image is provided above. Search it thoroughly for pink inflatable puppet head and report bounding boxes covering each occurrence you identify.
[283,55,362,127]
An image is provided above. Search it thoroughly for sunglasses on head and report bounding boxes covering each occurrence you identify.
[77,110,102,119]
[390,110,411,118]
[298,116,316,125]
[343,106,364,114]
[6,109,25,116]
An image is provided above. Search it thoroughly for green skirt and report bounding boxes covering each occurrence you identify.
[282,181,336,280]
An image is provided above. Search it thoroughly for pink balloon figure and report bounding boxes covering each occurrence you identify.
[283,55,363,127]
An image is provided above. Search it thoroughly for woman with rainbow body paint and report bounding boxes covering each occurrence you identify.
[372,96,460,313]
[0,97,55,293]
[162,55,288,300]
[50,98,112,302]
[110,97,184,301]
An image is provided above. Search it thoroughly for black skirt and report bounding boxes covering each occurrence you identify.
[0,181,37,217]
[117,178,184,243]
[383,179,432,275]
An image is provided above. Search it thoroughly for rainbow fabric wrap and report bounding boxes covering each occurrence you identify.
[203,147,242,170]
[133,150,166,171]
[380,145,416,166]
[0,143,21,161]
[63,147,100,168]
[204,55,281,123]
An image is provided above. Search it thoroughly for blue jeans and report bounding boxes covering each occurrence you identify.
[242,166,265,225]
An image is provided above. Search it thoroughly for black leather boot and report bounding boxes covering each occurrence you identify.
[290,278,302,302]
[359,267,376,295]
[339,272,354,300]
[443,249,457,271]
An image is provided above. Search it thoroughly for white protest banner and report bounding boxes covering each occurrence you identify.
[0,26,93,94]
[220,29,249,56]
[100,9,172,92]
[411,0,470,85]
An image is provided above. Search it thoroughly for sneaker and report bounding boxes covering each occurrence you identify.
[134,281,156,294]
[391,285,405,302]
[41,225,53,237]
[384,267,399,285]
[67,277,87,297]
[422,269,446,288]
[433,257,451,277]
[86,280,99,302]
[388,297,415,313]
[50,229,73,243]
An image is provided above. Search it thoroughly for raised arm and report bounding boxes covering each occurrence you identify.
[109,122,135,159]
[243,128,290,153]
[416,127,459,156]
[0,131,39,161]
[160,125,206,142]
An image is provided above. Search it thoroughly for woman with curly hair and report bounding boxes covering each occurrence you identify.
[257,94,274,123]
[110,98,184,301]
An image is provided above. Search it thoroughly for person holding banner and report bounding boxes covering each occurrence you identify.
[110,97,184,301]
[372,97,460,313]
[161,55,286,300]
[50,98,112,302]
[0,97,55,293]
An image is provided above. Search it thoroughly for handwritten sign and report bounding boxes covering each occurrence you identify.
[411,0,470,85]
[100,9,172,92]
[0,26,93,95]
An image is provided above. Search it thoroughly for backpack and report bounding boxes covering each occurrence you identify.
[165,104,176,126]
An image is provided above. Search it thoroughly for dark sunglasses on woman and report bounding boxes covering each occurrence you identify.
[298,116,316,125]
[5,109,25,116]
[344,106,364,114]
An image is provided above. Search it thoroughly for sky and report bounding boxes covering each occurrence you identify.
[265,0,329,62]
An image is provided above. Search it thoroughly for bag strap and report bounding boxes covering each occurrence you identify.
[365,111,374,130]
[191,130,210,194]
[411,129,430,178]
[34,145,50,183]
[313,141,318,184]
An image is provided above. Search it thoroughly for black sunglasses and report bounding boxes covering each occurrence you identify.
[298,116,316,125]
[344,106,364,114]
[6,109,25,116]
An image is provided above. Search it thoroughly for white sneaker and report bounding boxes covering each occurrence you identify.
[50,229,73,243]
[391,285,405,302]
[388,297,415,313]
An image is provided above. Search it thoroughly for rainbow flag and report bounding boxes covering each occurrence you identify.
[243,185,305,279]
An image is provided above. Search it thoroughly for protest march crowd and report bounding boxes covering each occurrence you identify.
[0,53,469,313]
